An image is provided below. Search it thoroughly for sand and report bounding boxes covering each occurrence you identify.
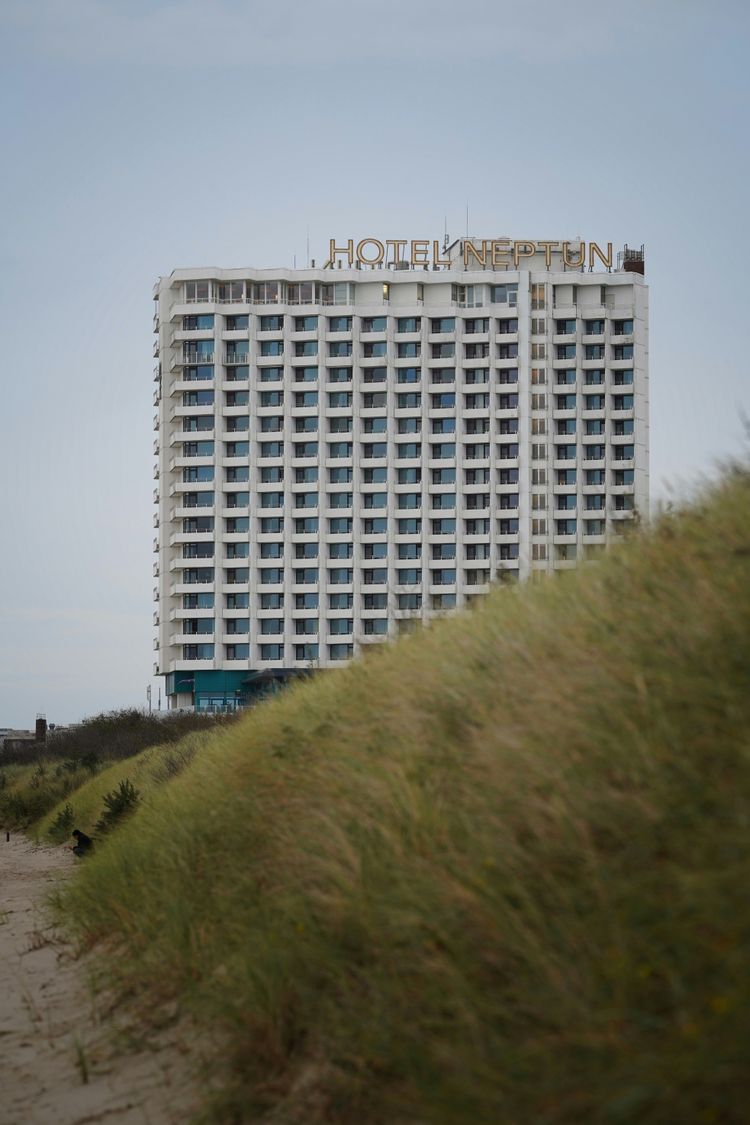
[0,835,202,1125]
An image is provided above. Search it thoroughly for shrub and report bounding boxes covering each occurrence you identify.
[94,779,141,835]
[48,802,76,843]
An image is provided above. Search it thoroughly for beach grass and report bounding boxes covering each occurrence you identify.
[53,467,750,1123]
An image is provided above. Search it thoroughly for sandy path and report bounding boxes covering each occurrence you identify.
[0,836,202,1125]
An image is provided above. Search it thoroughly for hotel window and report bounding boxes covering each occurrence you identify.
[614,444,635,461]
[329,517,352,534]
[532,494,547,511]
[259,314,283,331]
[362,442,387,460]
[430,518,454,535]
[295,315,317,331]
[532,544,548,561]
[531,368,546,386]
[260,644,284,660]
[531,283,546,311]
[327,367,351,383]
[398,542,421,560]
[329,466,352,483]
[531,393,546,410]
[363,517,387,535]
[397,367,421,384]
[328,442,353,459]
[319,282,354,305]
[361,340,386,359]
[396,441,419,458]
[399,517,422,534]
[328,316,352,332]
[185,280,211,302]
[296,592,319,609]
[329,644,353,660]
[183,314,214,331]
[323,389,349,411]
[227,592,250,610]
[295,620,318,635]
[328,568,353,585]
[292,465,317,483]
[397,568,422,585]
[295,340,318,357]
[396,317,420,332]
[295,567,318,584]
[490,284,518,306]
[328,491,352,508]
[260,367,283,383]
[252,282,281,304]
[289,282,314,305]
[398,593,422,610]
[397,342,419,358]
[363,316,388,332]
[531,418,546,436]
[294,491,319,509]
[216,281,243,302]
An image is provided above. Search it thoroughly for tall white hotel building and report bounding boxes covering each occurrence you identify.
[153,238,648,712]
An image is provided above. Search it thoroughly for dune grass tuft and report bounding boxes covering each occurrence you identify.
[57,469,750,1123]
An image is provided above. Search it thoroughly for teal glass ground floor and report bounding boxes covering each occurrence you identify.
[165,668,299,711]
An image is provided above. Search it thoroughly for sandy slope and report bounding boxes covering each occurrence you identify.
[0,836,201,1125]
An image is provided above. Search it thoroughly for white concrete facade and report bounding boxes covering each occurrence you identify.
[153,240,648,711]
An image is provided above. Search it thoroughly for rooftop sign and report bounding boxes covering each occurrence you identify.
[326,238,614,270]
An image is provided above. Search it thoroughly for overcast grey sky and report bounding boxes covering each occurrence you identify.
[1,0,748,728]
